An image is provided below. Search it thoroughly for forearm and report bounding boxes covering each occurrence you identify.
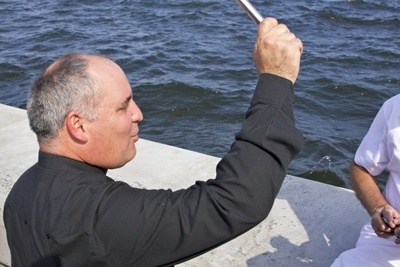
[210,73,303,220]
[350,159,387,216]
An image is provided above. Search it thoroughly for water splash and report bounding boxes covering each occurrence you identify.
[310,156,331,173]
[297,156,345,187]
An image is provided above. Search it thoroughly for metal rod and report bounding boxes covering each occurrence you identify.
[235,0,264,25]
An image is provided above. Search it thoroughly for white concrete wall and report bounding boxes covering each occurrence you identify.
[0,104,370,266]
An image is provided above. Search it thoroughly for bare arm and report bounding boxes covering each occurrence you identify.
[350,159,399,238]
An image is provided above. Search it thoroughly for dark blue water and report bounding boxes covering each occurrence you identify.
[1,0,399,188]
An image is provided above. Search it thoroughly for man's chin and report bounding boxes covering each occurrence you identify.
[107,150,136,169]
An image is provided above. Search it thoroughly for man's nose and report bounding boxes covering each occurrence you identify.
[131,104,143,122]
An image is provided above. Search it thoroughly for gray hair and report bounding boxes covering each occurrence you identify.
[27,53,103,144]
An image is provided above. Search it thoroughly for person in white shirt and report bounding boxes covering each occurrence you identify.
[332,94,400,267]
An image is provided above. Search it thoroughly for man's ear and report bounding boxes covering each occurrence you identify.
[65,111,88,143]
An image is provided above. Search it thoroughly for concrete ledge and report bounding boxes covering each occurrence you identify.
[0,104,369,266]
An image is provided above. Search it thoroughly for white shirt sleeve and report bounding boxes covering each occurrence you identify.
[354,101,389,176]
[354,94,400,177]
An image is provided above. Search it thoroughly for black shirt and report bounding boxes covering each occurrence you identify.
[4,74,303,266]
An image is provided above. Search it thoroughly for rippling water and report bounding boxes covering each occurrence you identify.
[1,0,399,188]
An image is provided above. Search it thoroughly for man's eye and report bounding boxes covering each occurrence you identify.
[118,105,129,111]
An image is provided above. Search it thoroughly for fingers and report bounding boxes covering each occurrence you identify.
[381,207,400,229]
[371,205,400,241]
[371,206,390,237]
[371,223,393,238]
[394,216,400,244]
[257,18,301,52]
[257,18,302,51]
[257,17,278,37]
[253,18,303,84]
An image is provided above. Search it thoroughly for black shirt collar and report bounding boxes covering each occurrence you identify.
[38,150,108,175]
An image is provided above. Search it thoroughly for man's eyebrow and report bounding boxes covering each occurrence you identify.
[118,95,133,110]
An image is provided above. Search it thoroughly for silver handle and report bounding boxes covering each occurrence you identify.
[235,0,264,25]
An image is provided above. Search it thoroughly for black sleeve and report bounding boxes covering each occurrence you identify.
[92,74,304,267]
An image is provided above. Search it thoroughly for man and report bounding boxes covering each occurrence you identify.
[332,94,400,266]
[4,18,303,266]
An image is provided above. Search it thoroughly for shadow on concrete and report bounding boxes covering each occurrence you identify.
[245,175,369,267]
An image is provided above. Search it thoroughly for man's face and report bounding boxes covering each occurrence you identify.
[84,58,143,169]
